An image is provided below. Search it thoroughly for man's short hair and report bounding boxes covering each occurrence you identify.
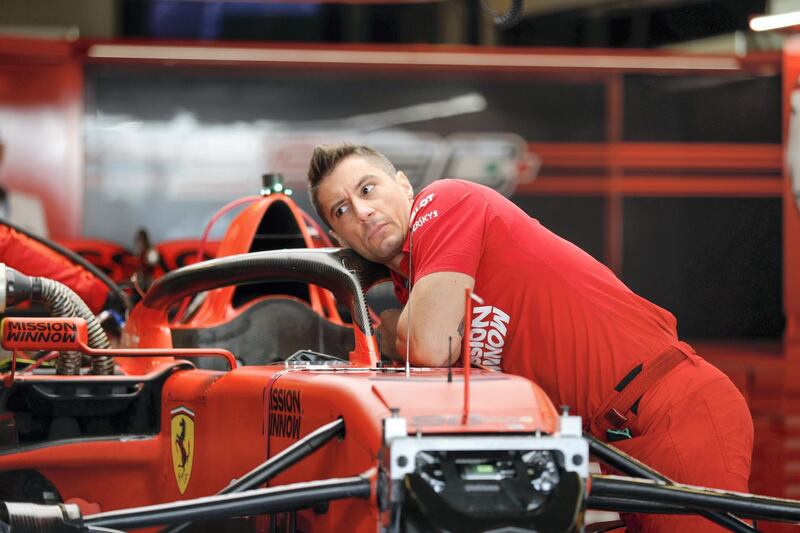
[307,143,396,226]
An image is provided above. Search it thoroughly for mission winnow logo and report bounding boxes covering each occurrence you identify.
[269,388,302,440]
[3,321,79,343]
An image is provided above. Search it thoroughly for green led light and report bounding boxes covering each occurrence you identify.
[475,464,495,474]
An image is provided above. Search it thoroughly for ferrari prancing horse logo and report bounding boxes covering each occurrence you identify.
[170,407,195,494]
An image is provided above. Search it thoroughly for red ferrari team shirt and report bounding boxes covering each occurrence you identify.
[391,179,681,420]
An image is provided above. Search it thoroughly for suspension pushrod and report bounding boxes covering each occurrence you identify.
[161,418,345,533]
[587,434,756,533]
[590,475,800,523]
[84,476,370,530]
[223,417,344,494]
[587,494,692,515]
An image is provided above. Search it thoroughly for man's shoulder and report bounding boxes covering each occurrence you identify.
[418,180,521,224]
[415,179,497,209]
[411,180,478,223]
[420,178,486,196]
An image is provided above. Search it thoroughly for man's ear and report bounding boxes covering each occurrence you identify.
[329,230,346,247]
[396,171,414,201]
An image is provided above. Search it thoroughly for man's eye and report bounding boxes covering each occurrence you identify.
[334,205,349,218]
[361,184,374,195]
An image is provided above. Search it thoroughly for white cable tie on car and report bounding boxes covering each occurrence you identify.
[470,292,484,305]
[405,224,414,377]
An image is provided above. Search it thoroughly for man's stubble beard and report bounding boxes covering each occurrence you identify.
[369,229,406,265]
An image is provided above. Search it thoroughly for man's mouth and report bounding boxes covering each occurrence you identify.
[366,222,388,241]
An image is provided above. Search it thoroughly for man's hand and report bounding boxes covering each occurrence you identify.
[377,308,402,361]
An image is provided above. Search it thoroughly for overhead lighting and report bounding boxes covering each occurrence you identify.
[87,44,740,72]
[750,10,800,32]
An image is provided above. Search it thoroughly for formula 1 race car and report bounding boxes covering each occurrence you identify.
[1,179,799,533]
[1,247,800,533]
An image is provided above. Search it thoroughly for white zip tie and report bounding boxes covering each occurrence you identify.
[405,225,413,378]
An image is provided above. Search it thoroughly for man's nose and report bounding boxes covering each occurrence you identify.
[353,199,374,221]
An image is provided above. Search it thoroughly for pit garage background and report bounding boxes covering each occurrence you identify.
[0,1,799,529]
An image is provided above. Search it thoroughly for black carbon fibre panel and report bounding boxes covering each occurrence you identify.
[171,298,354,369]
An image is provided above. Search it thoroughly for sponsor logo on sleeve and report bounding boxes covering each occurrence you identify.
[469,305,510,370]
[412,210,438,233]
[409,193,439,233]
[269,388,303,440]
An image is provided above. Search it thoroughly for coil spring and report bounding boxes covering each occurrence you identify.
[36,278,113,375]
[54,351,82,375]
[3,502,82,533]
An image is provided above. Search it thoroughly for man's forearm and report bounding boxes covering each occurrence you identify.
[394,305,409,361]
[394,300,462,367]
[387,272,475,367]
[377,308,402,361]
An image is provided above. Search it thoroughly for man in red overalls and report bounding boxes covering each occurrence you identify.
[308,143,753,532]
[0,135,110,314]
[0,223,110,314]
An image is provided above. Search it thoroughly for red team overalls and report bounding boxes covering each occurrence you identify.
[0,223,110,313]
[391,179,753,532]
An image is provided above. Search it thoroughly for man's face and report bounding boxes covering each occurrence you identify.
[316,155,414,266]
